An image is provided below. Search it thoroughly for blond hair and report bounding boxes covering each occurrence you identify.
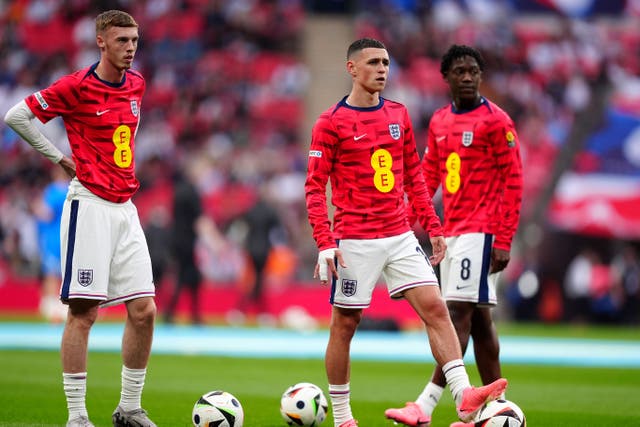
[95,10,137,34]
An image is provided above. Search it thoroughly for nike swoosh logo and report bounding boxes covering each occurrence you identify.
[354,134,367,141]
[436,135,446,142]
[96,109,110,116]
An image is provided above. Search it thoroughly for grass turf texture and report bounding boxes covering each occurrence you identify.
[1,350,639,426]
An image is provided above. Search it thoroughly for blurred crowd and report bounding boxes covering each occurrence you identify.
[353,0,640,219]
[1,0,639,324]
[0,0,312,296]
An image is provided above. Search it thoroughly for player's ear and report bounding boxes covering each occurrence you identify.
[96,34,105,50]
[346,59,356,77]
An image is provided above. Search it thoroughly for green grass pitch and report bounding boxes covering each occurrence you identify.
[1,349,639,426]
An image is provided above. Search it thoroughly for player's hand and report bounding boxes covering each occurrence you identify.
[429,236,446,265]
[491,248,510,273]
[58,156,76,179]
[314,248,345,285]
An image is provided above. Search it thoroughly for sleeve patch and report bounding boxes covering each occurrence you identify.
[34,91,49,110]
[506,130,516,147]
[309,150,322,158]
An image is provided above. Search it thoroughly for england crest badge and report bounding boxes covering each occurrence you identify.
[130,100,139,117]
[77,269,94,287]
[462,131,473,147]
[341,279,357,297]
[389,124,401,140]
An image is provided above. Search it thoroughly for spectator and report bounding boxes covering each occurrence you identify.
[231,183,285,324]
[564,248,598,323]
[611,244,640,324]
[164,165,204,325]
[31,165,68,323]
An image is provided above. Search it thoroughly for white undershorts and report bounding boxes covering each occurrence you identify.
[331,231,439,309]
[439,232,498,306]
[59,179,155,307]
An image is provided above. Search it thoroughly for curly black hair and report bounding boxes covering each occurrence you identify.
[440,44,485,76]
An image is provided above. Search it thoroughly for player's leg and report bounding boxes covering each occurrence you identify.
[385,233,465,408]
[386,301,475,426]
[386,238,452,426]
[405,287,506,422]
[471,307,503,388]
[59,191,112,426]
[62,299,99,426]
[109,202,157,427]
[326,306,361,427]
[385,233,505,423]
[326,237,382,427]
[122,296,156,369]
[113,297,157,427]
[384,233,457,426]
[435,234,504,421]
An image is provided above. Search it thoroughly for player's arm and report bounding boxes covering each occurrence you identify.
[492,115,524,272]
[304,114,345,282]
[4,100,64,163]
[4,100,76,179]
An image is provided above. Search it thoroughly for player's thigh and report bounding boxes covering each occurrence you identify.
[382,231,438,298]
[441,233,498,305]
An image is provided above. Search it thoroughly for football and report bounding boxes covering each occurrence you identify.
[280,382,328,426]
[192,390,244,427]
[474,399,526,427]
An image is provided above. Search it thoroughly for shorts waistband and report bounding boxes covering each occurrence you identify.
[67,178,131,206]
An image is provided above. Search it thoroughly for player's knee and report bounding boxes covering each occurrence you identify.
[427,297,450,319]
[67,300,99,327]
[128,297,157,325]
[419,300,451,331]
[331,308,361,338]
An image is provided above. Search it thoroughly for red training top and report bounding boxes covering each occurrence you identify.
[306,96,443,250]
[26,63,145,203]
[422,97,523,250]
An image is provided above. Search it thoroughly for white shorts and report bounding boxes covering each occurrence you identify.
[60,179,155,307]
[331,231,439,309]
[440,233,498,306]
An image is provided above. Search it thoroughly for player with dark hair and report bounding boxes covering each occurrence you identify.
[4,10,157,427]
[305,38,507,427]
[386,44,523,427]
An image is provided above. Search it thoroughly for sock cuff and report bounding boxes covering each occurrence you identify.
[63,372,87,380]
[442,359,464,375]
[122,366,147,380]
[328,383,350,393]
[122,366,147,374]
[426,381,445,394]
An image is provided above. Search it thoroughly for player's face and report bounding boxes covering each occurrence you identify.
[348,47,390,94]
[98,26,139,71]
[445,55,482,108]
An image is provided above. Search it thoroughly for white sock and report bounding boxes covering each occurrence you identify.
[63,372,88,421]
[442,359,471,405]
[119,366,146,411]
[328,383,353,426]
[416,382,444,416]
